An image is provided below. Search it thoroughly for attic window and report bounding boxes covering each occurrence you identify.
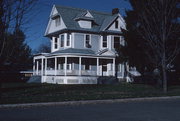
[55,16,60,27]
[115,20,118,29]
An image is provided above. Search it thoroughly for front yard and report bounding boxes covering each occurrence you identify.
[1,82,180,104]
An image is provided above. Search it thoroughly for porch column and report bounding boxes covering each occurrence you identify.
[45,58,47,75]
[55,57,57,76]
[97,58,99,76]
[65,57,67,76]
[79,57,82,75]
[33,59,35,75]
[41,58,44,75]
[113,58,115,76]
[36,60,39,75]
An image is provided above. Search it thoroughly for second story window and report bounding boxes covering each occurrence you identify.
[114,36,120,49]
[67,34,71,47]
[55,16,60,27]
[85,34,91,48]
[115,20,118,29]
[102,36,107,48]
[60,34,64,47]
[54,37,58,49]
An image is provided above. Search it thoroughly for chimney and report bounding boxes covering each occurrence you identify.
[112,8,119,15]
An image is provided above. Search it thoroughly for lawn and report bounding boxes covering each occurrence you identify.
[0,82,180,104]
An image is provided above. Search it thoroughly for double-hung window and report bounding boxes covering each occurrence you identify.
[67,34,71,47]
[102,36,107,48]
[114,36,120,49]
[60,34,64,47]
[54,37,58,49]
[85,35,91,48]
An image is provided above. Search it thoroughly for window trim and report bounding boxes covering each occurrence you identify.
[84,34,91,48]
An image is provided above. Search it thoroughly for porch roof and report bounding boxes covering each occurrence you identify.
[46,48,96,56]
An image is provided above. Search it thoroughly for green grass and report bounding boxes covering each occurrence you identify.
[0,82,180,104]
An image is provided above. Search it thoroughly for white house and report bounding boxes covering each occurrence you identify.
[32,5,129,84]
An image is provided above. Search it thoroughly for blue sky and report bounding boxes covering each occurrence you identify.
[25,0,131,51]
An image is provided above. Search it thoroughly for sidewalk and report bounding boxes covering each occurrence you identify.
[1,96,180,108]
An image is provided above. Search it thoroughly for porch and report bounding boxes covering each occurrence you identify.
[33,56,118,77]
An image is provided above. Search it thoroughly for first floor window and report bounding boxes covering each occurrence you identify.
[54,37,58,49]
[102,36,107,48]
[85,34,91,48]
[60,34,64,47]
[67,64,71,70]
[85,63,90,70]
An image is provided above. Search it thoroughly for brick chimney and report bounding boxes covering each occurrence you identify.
[112,8,119,15]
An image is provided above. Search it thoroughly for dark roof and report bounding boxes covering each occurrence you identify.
[46,48,96,56]
[46,5,122,36]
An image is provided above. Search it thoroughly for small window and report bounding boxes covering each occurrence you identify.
[55,16,60,27]
[102,36,107,48]
[115,20,118,29]
[60,35,64,47]
[67,34,71,47]
[60,64,64,70]
[85,35,91,48]
[54,37,58,49]
[114,36,120,49]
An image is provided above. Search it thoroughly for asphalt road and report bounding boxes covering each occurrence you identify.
[0,98,180,121]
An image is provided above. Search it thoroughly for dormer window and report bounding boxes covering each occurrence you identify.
[85,34,91,48]
[115,20,118,29]
[55,16,60,27]
[102,36,107,48]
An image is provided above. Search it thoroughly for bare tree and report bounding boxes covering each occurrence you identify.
[0,0,37,65]
[130,0,180,92]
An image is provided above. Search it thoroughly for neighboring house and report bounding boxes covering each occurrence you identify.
[33,5,128,84]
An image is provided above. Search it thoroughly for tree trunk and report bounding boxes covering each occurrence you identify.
[162,53,167,93]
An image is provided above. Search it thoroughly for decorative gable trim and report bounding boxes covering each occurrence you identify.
[85,11,93,18]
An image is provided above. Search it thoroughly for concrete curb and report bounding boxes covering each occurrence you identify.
[1,96,180,108]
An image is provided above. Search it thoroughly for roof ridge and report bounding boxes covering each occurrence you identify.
[54,4,112,16]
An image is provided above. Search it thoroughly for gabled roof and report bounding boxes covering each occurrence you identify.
[45,5,124,36]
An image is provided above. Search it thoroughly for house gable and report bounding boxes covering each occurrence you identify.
[45,5,67,36]
[103,14,126,32]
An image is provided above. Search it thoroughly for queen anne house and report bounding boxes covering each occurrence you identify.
[32,5,129,84]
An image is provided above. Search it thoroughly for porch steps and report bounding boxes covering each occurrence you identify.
[28,76,41,83]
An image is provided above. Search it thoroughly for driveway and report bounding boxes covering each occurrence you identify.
[0,98,180,121]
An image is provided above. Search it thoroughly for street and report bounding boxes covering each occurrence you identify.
[0,98,180,121]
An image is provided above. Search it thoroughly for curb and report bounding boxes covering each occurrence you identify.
[1,96,180,108]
